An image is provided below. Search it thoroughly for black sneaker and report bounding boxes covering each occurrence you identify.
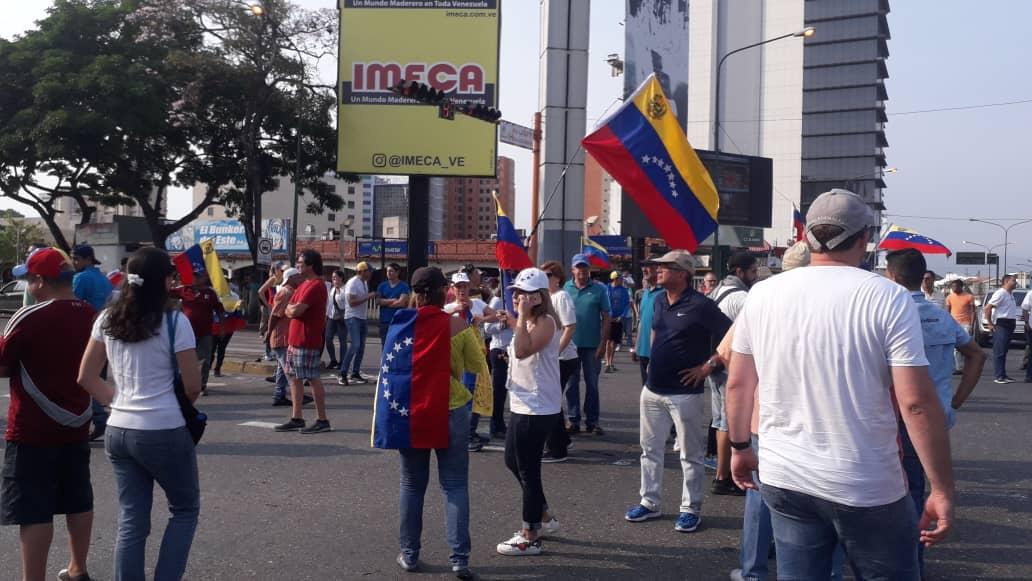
[585,425,605,436]
[264,376,276,383]
[396,553,419,573]
[711,478,746,496]
[350,373,369,384]
[338,375,349,386]
[326,361,339,370]
[541,452,568,464]
[467,438,483,452]
[274,418,305,432]
[272,397,292,407]
[452,564,474,580]
[472,433,491,444]
[300,419,332,434]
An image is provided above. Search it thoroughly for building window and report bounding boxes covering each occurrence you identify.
[348,186,356,194]
[347,201,355,209]
[327,213,336,222]
[207,207,214,216]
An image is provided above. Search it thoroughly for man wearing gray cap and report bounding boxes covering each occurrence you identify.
[725,189,955,579]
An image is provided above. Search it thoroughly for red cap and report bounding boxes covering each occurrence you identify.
[14,248,73,279]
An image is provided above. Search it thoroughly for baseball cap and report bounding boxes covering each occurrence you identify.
[451,272,471,285]
[282,267,301,279]
[571,253,590,268]
[782,241,811,271]
[609,271,620,280]
[13,247,74,279]
[509,268,549,292]
[356,261,370,272]
[648,249,696,272]
[72,244,101,265]
[411,267,447,292]
[805,188,876,251]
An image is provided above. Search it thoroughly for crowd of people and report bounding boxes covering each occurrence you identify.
[1,188,1028,580]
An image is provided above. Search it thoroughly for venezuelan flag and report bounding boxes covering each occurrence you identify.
[582,237,611,269]
[582,74,719,252]
[172,242,241,311]
[879,226,952,257]
[494,192,533,271]
[793,207,806,242]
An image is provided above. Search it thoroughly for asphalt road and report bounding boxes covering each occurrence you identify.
[1,332,1030,580]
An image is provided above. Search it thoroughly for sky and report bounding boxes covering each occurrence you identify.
[3,1,1031,276]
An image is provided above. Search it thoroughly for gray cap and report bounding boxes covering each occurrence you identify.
[644,249,696,273]
[805,188,876,251]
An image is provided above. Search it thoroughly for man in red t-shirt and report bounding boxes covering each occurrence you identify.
[172,272,224,394]
[0,248,96,581]
[276,249,331,434]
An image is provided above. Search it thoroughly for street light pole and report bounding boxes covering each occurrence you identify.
[962,240,1011,283]
[969,218,1032,281]
[711,26,814,276]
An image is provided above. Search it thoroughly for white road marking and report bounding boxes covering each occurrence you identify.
[480,444,505,452]
[238,421,281,429]
[206,382,227,387]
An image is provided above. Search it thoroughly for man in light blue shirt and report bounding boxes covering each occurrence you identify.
[71,245,113,311]
[632,261,664,385]
[886,249,985,574]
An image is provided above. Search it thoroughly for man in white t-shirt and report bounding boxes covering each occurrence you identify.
[725,189,954,579]
[340,262,375,386]
[984,275,1020,383]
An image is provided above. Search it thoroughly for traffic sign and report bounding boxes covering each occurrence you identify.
[257,237,273,265]
[499,120,534,150]
[955,251,985,265]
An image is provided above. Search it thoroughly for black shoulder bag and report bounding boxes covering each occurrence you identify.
[167,312,207,445]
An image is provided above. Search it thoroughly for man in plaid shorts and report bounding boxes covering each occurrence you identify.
[276,249,331,434]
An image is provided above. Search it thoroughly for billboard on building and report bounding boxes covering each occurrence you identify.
[337,1,501,177]
[624,0,690,131]
[166,219,291,254]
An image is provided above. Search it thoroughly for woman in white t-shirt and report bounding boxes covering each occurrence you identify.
[495,268,562,557]
[78,247,203,581]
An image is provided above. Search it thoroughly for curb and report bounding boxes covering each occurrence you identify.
[220,358,279,377]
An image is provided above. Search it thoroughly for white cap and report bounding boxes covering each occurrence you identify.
[509,268,549,292]
[282,267,301,279]
[451,272,471,284]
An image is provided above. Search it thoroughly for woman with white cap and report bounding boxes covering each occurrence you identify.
[445,271,497,450]
[495,267,563,556]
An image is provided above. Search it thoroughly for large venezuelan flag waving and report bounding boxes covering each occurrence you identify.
[879,225,952,257]
[582,74,719,252]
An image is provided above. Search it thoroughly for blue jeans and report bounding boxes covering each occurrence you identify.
[272,346,289,400]
[342,318,368,377]
[324,317,345,364]
[899,421,927,576]
[379,321,391,347]
[105,426,200,581]
[565,347,601,427]
[992,319,1015,379]
[762,483,919,581]
[398,406,471,568]
[737,437,847,581]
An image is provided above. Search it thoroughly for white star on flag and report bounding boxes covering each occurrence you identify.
[399,407,409,417]
[393,343,402,352]
[389,400,399,410]
[671,189,679,198]
[403,337,414,347]
[382,377,389,387]
[641,154,649,164]
[383,389,391,399]
[382,364,389,373]
[386,353,395,362]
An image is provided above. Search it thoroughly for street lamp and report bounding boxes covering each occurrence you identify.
[711,26,814,276]
[963,240,1011,282]
[249,2,304,261]
[968,218,1032,279]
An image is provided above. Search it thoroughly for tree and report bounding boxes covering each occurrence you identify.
[0,218,50,267]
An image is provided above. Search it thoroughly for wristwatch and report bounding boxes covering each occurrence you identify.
[705,358,721,370]
[730,439,752,451]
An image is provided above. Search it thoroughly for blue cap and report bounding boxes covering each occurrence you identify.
[72,244,100,264]
[571,253,590,267]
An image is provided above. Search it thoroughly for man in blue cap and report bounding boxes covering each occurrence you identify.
[71,245,113,311]
[562,253,611,435]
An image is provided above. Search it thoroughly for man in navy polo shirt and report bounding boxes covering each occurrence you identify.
[563,254,611,435]
[624,250,731,534]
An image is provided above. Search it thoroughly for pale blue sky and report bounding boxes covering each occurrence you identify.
[3,1,1031,274]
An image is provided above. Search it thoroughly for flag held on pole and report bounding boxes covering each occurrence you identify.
[793,207,806,242]
[582,237,612,269]
[878,225,952,257]
[581,74,719,252]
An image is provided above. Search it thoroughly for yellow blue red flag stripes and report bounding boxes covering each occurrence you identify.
[494,192,533,271]
[582,74,719,252]
[581,237,611,269]
[878,225,952,257]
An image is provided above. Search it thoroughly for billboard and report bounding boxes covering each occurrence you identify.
[166,219,291,254]
[624,0,690,131]
[337,1,501,176]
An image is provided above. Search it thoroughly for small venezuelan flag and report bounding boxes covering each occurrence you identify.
[582,237,611,269]
[582,74,719,252]
[879,226,952,257]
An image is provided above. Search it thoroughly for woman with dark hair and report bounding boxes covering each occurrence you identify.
[383,267,486,580]
[78,247,203,581]
[540,261,576,462]
[496,267,563,556]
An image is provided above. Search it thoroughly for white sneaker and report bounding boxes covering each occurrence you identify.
[541,517,560,536]
[496,532,543,556]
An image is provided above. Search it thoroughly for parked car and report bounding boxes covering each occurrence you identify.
[0,280,27,313]
[974,289,1028,348]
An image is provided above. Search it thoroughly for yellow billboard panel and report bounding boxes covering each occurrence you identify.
[337,1,500,177]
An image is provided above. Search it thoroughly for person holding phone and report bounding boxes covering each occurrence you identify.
[496,268,563,556]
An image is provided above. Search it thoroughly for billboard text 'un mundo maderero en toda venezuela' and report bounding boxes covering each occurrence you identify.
[337,0,501,177]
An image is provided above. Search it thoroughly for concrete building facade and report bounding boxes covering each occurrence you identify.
[441,156,515,240]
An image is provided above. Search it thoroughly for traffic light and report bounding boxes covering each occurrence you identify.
[456,101,502,123]
[391,80,445,104]
[390,80,502,124]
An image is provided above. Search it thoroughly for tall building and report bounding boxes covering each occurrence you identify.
[441,156,515,240]
[373,179,408,239]
[627,0,889,246]
[583,156,622,236]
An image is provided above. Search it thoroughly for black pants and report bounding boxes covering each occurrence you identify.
[638,356,650,386]
[544,359,577,457]
[211,332,234,371]
[489,349,509,434]
[505,412,559,529]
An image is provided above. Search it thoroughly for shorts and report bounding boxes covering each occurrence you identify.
[2,440,93,526]
[609,321,624,345]
[285,346,323,380]
[707,372,729,432]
